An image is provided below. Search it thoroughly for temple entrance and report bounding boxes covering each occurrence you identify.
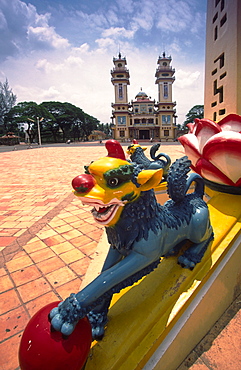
[139,130,150,140]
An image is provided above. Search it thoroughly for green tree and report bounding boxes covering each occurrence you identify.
[8,101,53,144]
[41,101,99,142]
[40,101,65,142]
[7,100,100,143]
[79,113,99,141]
[0,79,17,134]
[97,122,112,137]
[183,105,204,126]
[41,101,83,142]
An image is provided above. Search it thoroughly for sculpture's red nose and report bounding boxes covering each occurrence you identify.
[72,174,96,193]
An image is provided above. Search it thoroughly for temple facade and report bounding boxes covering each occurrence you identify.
[111,53,177,141]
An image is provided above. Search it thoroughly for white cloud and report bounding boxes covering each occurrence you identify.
[41,86,61,100]
[28,26,69,49]
[95,37,115,49]
[35,58,64,73]
[169,40,182,53]
[0,0,69,61]
[75,10,108,29]
[72,43,90,54]
[189,11,204,34]
[175,69,201,88]
[35,52,84,74]
[132,5,155,32]
[102,27,135,39]
[0,0,206,126]
[13,84,61,102]
[157,0,194,32]
[4,42,204,125]
[116,0,134,14]
[65,55,84,67]
[105,9,119,25]
[0,9,7,29]
[173,66,204,124]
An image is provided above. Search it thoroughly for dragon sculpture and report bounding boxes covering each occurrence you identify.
[127,139,171,180]
[50,140,213,340]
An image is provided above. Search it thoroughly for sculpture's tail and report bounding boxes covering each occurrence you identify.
[150,143,171,168]
[150,143,161,160]
[167,156,204,203]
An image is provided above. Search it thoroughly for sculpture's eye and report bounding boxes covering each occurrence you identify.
[107,177,122,188]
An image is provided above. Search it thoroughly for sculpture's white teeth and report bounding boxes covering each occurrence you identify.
[91,204,119,225]
[79,197,126,225]
[93,205,111,214]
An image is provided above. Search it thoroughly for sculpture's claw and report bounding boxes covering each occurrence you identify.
[50,314,76,335]
[49,306,59,320]
[61,322,77,336]
[51,313,64,331]
[178,255,196,270]
[92,326,105,340]
[88,310,108,341]
[49,294,85,335]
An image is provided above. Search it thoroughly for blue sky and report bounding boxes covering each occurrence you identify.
[0,0,207,124]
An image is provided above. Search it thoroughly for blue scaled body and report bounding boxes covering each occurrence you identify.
[50,140,213,340]
[127,142,171,179]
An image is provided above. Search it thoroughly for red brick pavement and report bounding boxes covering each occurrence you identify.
[0,145,112,370]
[1,142,239,370]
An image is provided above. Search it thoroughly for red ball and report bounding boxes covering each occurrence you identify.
[72,174,96,193]
[19,301,92,370]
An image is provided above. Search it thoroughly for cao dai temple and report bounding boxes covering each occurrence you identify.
[111,52,177,141]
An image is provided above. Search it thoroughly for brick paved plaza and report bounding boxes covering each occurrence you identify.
[0,142,240,370]
[0,142,184,369]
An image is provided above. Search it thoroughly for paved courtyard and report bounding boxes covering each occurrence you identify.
[0,142,184,369]
[0,142,240,370]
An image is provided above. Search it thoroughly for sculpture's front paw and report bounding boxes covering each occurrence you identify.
[178,255,196,270]
[49,308,77,336]
[88,310,108,340]
[49,294,85,335]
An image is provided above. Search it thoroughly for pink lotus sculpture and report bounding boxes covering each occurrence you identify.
[178,113,241,193]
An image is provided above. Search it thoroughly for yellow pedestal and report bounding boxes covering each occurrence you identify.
[84,189,241,370]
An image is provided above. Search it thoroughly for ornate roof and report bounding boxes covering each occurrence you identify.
[135,90,149,100]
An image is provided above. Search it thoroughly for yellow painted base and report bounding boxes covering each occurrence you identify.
[84,189,241,370]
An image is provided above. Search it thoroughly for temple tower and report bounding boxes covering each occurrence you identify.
[111,53,130,139]
[155,52,176,140]
[111,52,176,141]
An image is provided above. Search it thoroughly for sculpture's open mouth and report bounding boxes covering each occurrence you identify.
[91,204,120,224]
[80,198,125,225]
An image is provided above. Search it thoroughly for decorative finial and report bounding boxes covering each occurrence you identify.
[163,51,166,58]
[105,139,126,160]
